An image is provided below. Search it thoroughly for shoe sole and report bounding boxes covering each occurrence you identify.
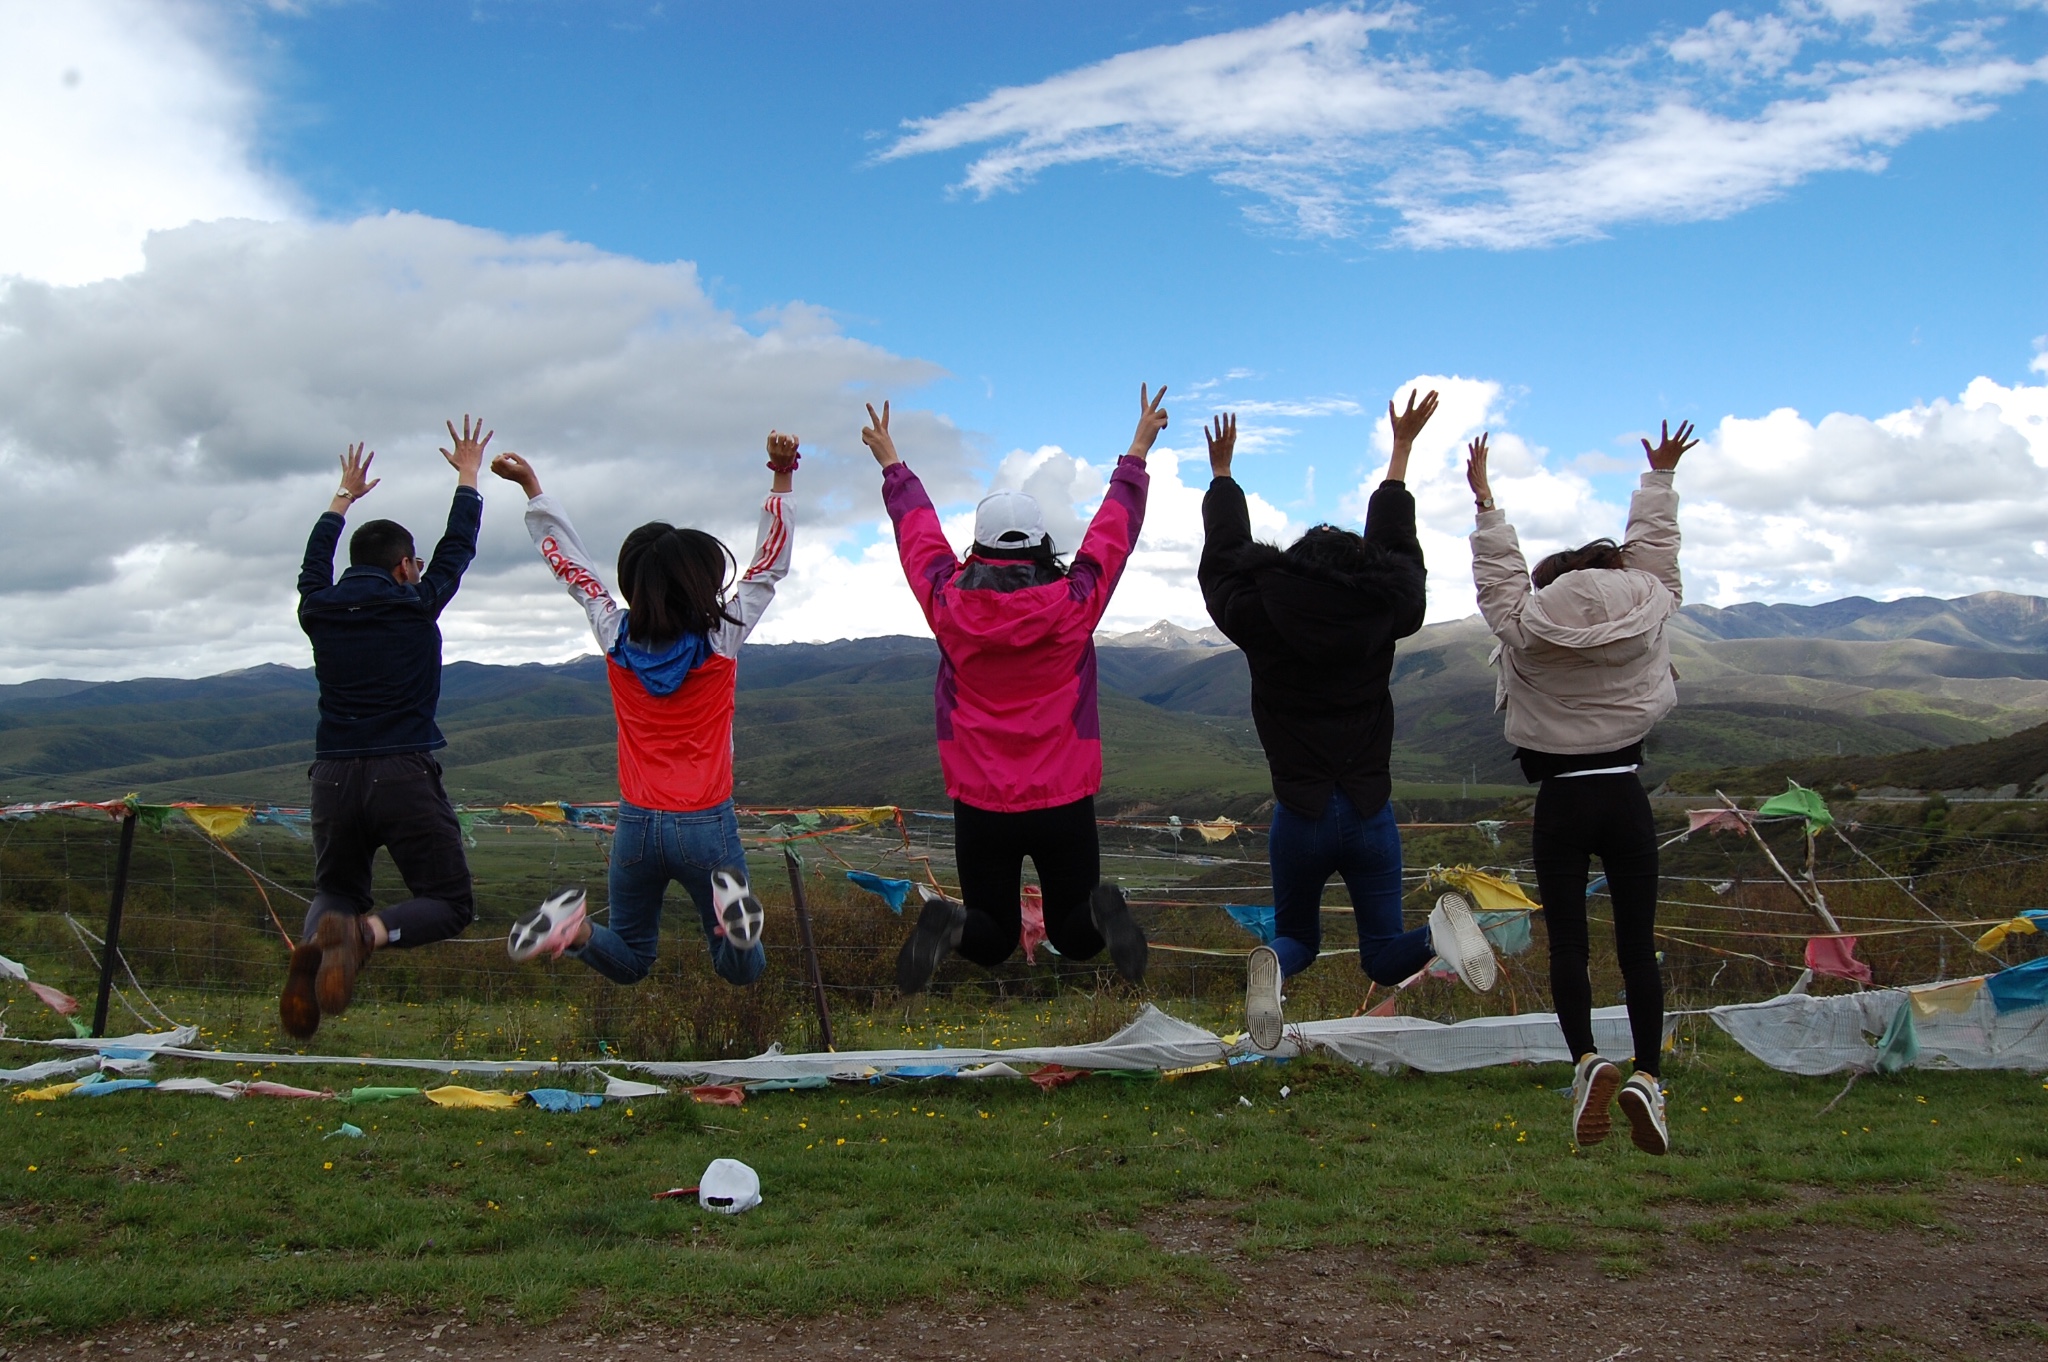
[1619,1083,1670,1156]
[896,895,961,995]
[313,914,364,1017]
[1092,884,1148,984]
[280,942,322,1040]
[508,894,585,962]
[1245,946,1283,1052]
[1574,1061,1623,1146]
[713,874,766,951]
[1431,895,1499,994]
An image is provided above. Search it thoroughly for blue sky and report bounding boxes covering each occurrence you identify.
[260,0,2043,479]
[0,1,2043,676]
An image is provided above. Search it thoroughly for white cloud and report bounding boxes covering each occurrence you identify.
[883,2,2045,247]
[0,214,975,680]
[0,0,291,284]
[1335,361,2048,623]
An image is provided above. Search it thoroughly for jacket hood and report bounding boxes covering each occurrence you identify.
[1518,567,1675,650]
[1225,540,1426,659]
[609,619,712,696]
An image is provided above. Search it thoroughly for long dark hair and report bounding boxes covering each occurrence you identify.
[1532,538,1626,588]
[616,522,741,644]
[969,538,1068,579]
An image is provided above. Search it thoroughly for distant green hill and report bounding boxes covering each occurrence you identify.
[1665,717,2048,797]
[8,589,2048,809]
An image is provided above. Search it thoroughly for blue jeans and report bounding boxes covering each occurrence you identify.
[573,799,765,987]
[1268,788,1431,985]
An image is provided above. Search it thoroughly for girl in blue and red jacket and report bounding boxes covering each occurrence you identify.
[489,439,796,986]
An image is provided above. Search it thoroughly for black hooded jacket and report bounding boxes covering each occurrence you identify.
[1198,477,1427,820]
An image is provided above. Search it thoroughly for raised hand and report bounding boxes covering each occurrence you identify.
[861,401,899,469]
[490,451,541,498]
[766,430,800,493]
[440,414,492,487]
[1205,413,1237,479]
[1388,388,1440,447]
[1128,383,1170,462]
[329,443,379,516]
[1466,433,1493,510]
[1642,419,1699,471]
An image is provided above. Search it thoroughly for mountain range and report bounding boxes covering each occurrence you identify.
[5,591,2048,810]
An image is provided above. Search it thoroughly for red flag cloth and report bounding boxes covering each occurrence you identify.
[1365,994,1400,1017]
[1805,935,1874,984]
[688,1084,747,1106]
[1028,1064,1089,1092]
[1020,885,1047,965]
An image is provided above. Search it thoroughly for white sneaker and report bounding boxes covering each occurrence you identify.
[1570,1052,1622,1146]
[711,869,765,951]
[1428,891,1499,993]
[1245,945,1284,1053]
[508,887,587,962]
[1618,1070,1670,1156]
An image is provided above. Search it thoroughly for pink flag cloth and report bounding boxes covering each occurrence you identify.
[244,1080,333,1099]
[26,981,78,1015]
[1804,935,1874,984]
[1365,994,1400,1017]
[1020,885,1047,965]
[1687,808,1757,835]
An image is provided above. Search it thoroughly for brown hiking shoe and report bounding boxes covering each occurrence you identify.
[314,914,371,1017]
[280,941,322,1039]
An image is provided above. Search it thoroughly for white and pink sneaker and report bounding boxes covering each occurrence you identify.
[508,887,588,962]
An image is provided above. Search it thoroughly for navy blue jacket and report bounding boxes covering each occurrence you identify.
[297,487,483,759]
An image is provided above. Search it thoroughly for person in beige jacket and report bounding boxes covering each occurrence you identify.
[1466,419,1698,1158]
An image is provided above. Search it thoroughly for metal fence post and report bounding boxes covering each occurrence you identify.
[91,810,141,1038]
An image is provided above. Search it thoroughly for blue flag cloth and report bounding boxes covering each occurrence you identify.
[1476,910,1535,957]
[846,871,914,913]
[69,1077,155,1097]
[527,1089,605,1113]
[1224,904,1277,944]
[1874,1000,1921,1074]
[1986,956,2048,1014]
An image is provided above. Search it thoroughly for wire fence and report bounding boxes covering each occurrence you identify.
[3,792,2046,1062]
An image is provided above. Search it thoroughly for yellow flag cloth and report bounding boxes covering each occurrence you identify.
[1975,916,2041,952]
[1193,819,1240,843]
[14,1082,82,1102]
[1908,976,1986,1018]
[182,806,252,839]
[422,1086,527,1109]
[1439,867,1541,913]
[816,806,896,827]
[502,804,567,825]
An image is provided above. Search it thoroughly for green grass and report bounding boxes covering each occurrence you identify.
[2,1023,2043,1335]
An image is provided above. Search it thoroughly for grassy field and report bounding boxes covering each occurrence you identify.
[3,1009,2046,1337]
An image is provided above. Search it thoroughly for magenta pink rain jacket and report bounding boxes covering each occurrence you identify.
[882,457,1151,813]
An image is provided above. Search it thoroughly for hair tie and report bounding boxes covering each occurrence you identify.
[766,450,801,473]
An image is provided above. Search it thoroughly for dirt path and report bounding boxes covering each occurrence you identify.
[10,1184,2045,1362]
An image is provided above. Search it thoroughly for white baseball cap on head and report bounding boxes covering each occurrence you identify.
[974,489,1049,551]
[698,1157,761,1214]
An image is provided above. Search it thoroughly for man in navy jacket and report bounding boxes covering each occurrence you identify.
[282,417,490,1039]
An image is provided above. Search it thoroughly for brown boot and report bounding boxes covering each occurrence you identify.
[280,940,322,1040]
[314,914,371,1017]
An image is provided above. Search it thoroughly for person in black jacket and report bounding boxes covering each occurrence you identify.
[1199,392,1498,1052]
[282,418,490,1040]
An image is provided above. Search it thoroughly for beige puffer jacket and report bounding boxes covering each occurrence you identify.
[1469,470,1681,754]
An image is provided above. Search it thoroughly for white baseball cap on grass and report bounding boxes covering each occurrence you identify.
[698,1157,762,1214]
[974,489,1049,551]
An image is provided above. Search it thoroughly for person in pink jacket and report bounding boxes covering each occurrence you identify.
[861,388,1169,993]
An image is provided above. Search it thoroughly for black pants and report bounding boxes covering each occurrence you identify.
[304,753,475,948]
[1532,773,1663,1078]
[953,796,1105,968]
